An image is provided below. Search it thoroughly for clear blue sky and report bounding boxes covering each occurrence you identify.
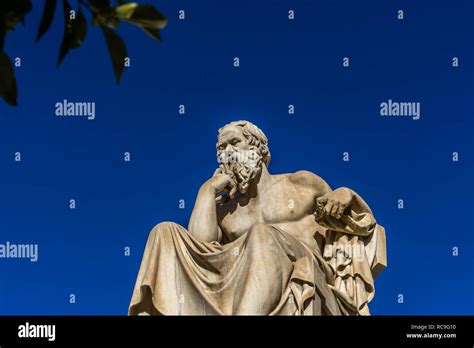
[0,0,473,314]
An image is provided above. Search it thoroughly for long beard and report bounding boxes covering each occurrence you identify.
[219,152,262,194]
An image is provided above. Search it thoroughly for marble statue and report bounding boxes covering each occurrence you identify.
[129,120,387,315]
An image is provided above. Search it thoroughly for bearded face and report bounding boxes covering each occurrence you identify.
[218,148,261,193]
[216,127,263,194]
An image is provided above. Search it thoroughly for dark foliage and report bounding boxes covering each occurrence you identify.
[0,0,167,106]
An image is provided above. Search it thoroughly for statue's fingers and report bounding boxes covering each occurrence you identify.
[215,193,229,205]
[324,202,333,215]
[336,206,345,219]
[229,182,238,198]
[316,196,328,206]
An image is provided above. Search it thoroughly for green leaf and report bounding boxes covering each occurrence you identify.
[91,0,119,29]
[101,26,127,83]
[73,10,87,47]
[57,0,87,66]
[0,0,32,31]
[116,3,167,40]
[0,52,18,106]
[92,11,119,29]
[36,0,57,42]
[115,2,137,19]
[141,27,160,40]
[4,12,22,32]
[127,4,167,29]
[57,0,73,65]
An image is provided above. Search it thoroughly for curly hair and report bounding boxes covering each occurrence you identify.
[217,120,271,167]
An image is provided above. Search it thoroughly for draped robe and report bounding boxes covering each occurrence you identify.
[128,201,386,316]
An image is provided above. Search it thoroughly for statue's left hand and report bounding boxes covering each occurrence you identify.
[316,188,354,219]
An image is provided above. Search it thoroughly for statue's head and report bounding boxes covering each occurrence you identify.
[216,120,271,193]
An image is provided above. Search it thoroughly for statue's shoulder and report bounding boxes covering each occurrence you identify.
[285,170,331,195]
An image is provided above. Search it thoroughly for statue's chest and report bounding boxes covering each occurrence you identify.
[220,205,256,240]
[219,190,314,241]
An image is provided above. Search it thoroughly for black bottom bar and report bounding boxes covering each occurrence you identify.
[0,316,473,346]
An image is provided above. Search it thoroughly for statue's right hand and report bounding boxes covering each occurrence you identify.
[206,168,238,198]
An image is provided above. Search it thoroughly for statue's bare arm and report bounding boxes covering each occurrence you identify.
[188,168,237,243]
[291,171,375,236]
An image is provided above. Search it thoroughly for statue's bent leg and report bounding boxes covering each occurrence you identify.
[129,222,224,315]
[231,222,341,315]
[231,223,297,315]
[129,222,180,315]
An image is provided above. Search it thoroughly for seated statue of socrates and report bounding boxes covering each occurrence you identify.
[129,120,387,315]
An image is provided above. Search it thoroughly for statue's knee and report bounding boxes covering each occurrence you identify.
[148,221,181,240]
